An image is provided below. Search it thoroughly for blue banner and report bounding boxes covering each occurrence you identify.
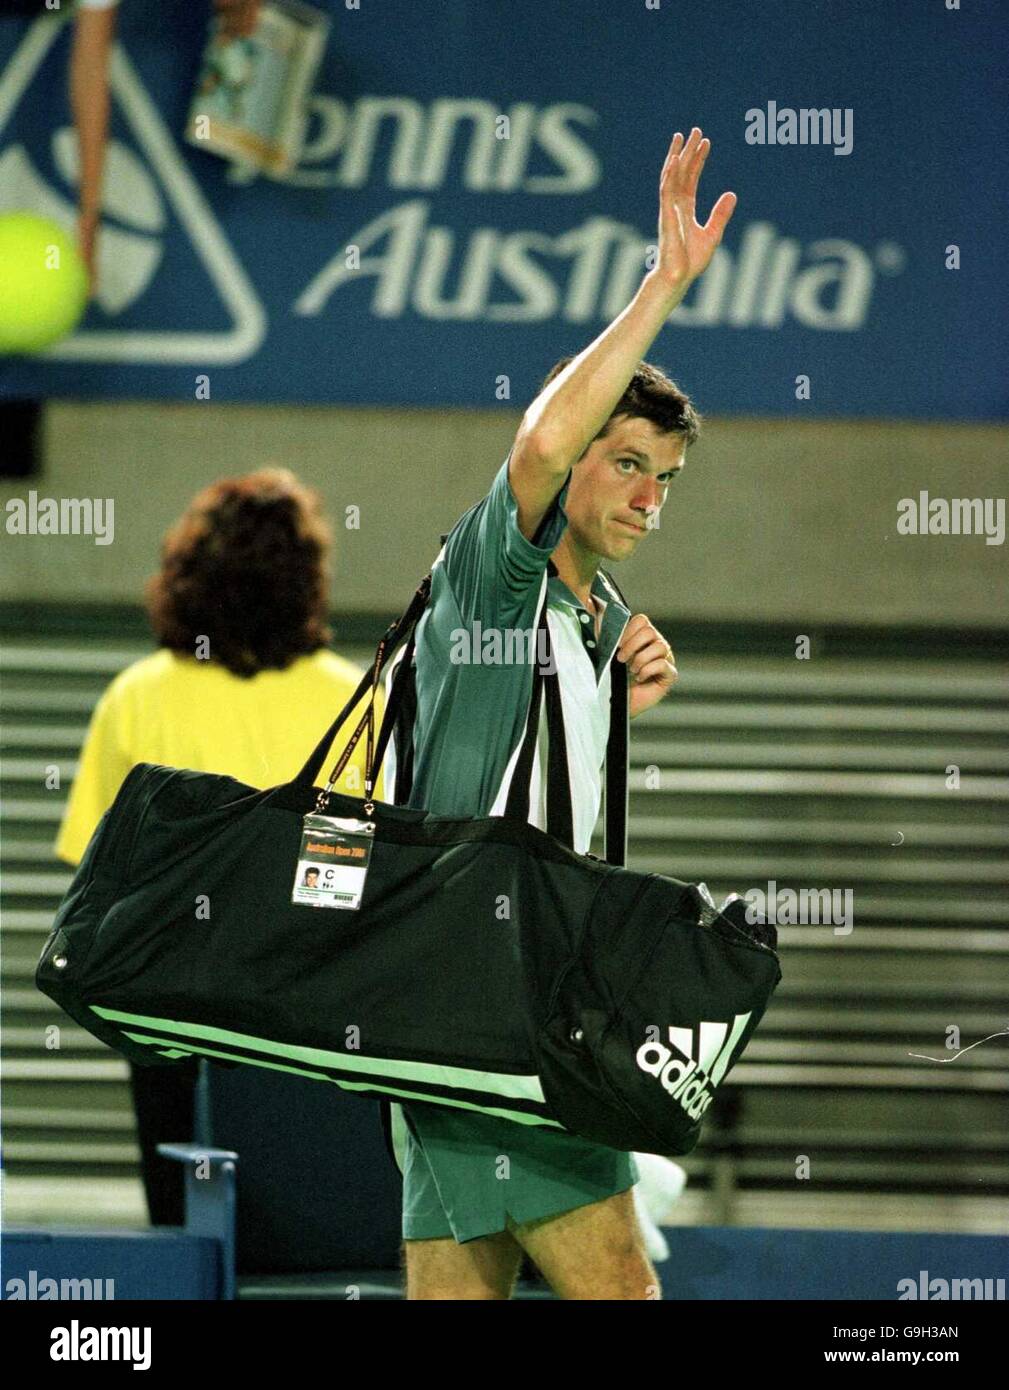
[1,0,1005,418]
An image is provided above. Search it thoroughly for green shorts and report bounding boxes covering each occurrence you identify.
[392,1100,640,1245]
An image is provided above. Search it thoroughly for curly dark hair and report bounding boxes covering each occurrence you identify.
[541,356,701,449]
[145,468,332,678]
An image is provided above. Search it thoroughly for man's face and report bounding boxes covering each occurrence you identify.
[563,415,686,562]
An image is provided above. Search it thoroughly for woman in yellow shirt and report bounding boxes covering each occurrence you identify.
[55,466,381,1224]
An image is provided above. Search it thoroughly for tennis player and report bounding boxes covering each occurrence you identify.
[394,127,736,1299]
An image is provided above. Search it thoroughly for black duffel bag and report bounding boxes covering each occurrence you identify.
[37,575,781,1156]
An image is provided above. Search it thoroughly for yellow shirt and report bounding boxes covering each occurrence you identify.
[55,647,384,866]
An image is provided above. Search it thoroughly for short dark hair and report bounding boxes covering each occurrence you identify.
[540,357,701,449]
[146,467,332,678]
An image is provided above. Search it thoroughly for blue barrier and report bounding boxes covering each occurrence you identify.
[2,1229,220,1301]
[658,1227,1009,1301]
[2,1143,238,1302]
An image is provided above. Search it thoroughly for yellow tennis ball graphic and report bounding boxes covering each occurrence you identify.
[0,211,89,355]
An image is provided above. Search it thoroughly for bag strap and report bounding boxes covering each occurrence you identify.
[600,567,629,869]
[293,575,431,798]
[605,645,628,868]
[388,651,418,805]
[298,565,630,868]
[502,583,574,847]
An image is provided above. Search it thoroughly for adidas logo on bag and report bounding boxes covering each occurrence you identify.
[635,1014,752,1119]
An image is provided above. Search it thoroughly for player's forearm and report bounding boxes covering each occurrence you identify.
[70,10,116,219]
[516,270,687,472]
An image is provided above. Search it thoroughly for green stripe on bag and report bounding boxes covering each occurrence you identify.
[121,1029,564,1129]
[92,1003,548,1104]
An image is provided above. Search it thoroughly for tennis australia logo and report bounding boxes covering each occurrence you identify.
[0,14,265,362]
[636,1013,751,1119]
[2,21,899,344]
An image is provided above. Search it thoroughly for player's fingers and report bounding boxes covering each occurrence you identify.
[660,132,684,189]
[632,655,679,685]
[687,136,711,196]
[617,614,653,658]
[618,637,649,665]
[703,190,737,241]
[628,638,666,673]
[663,131,684,170]
[680,127,701,171]
[621,632,658,666]
[671,128,702,198]
[627,636,674,674]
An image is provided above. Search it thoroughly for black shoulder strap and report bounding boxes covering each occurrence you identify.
[297,564,630,868]
[294,576,430,792]
[387,648,418,806]
[605,645,628,868]
[601,567,629,868]
[502,580,574,847]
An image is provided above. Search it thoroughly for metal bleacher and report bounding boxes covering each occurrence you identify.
[2,612,1008,1236]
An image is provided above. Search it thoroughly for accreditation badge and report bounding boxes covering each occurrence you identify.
[292,813,374,911]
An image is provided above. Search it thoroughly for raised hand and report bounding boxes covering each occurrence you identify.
[653,128,736,292]
[617,614,679,719]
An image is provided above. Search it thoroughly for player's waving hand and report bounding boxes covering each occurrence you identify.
[653,127,737,290]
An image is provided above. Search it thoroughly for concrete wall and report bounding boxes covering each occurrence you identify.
[1,402,1006,628]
